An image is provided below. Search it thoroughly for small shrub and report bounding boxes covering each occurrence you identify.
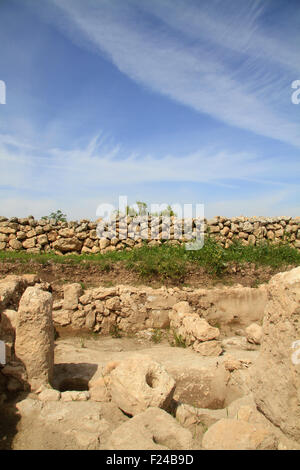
[42,209,67,222]
[109,324,122,338]
[171,330,186,348]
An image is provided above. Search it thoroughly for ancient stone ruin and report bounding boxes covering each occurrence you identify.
[0,266,299,450]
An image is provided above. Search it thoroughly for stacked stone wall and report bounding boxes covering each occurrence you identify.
[0,215,299,255]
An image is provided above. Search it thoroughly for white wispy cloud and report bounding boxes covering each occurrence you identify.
[1,131,299,219]
[138,0,300,74]
[44,0,300,147]
[1,132,299,190]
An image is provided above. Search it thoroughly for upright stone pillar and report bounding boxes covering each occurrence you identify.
[15,286,54,391]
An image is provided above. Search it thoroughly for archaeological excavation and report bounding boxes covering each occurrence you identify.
[2,0,300,455]
[0,264,299,450]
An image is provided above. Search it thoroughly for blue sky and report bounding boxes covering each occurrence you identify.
[0,0,299,220]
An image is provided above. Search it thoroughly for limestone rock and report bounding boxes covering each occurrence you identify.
[89,377,111,402]
[245,323,263,344]
[106,407,193,450]
[202,418,278,450]
[222,354,253,374]
[15,286,54,391]
[105,296,121,311]
[38,388,61,402]
[63,283,83,310]
[109,355,175,416]
[70,430,100,450]
[22,237,36,249]
[170,362,230,409]
[146,309,170,329]
[250,267,300,442]
[61,391,90,402]
[170,302,219,348]
[172,301,193,315]
[52,309,71,326]
[176,403,226,432]
[53,237,82,253]
[221,336,256,351]
[9,239,23,250]
[99,238,110,250]
[192,340,222,356]
[85,310,96,329]
[0,309,17,332]
[182,316,220,343]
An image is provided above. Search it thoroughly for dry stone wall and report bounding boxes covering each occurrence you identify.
[0,215,299,255]
[53,282,267,337]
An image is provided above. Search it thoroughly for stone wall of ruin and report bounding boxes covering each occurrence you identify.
[53,282,267,337]
[0,215,299,255]
[0,275,266,394]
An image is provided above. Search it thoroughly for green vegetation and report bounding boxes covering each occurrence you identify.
[0,238,299,282]
[109,324,122,338]
[41,210,67,222]
[127,201,148,216]
[114,200,177,217]
[171,329,187,348]
[151,328,163,344]
[151,204,177,217]
[187,237,300,275]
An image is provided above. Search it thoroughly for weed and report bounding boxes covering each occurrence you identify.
[151,329,163,344]
[171,330,186,348]
[109,324,122,338]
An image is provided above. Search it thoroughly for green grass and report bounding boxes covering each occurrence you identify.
[186,237,300,275]
[151,328,163,344]
[170,329,187,348]
[0,237,299,281]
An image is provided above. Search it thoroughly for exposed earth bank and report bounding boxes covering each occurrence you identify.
[0,259,289,290]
